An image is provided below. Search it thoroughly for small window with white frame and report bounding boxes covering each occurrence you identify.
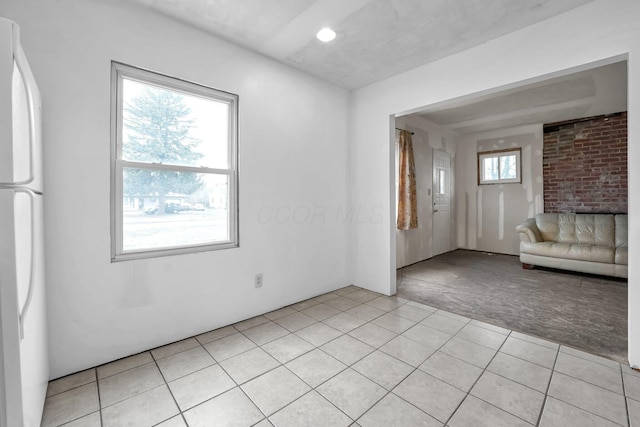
[111,62,238,261]
[478,148,521,185]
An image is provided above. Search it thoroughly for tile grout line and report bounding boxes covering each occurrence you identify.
[441,329,512,426]
[482,356,553,397]
[622,364,632,427]
[439,328,571,426]
[535,340,562,426]
[97,362,170,411]
[543,384,628,427]
[559,342,627,368]
[234,380,270,425]
[265,376,354,425]
[43,378,96,399]
[498,335,560,370]
[198,337,248,410]
[95,368,104,427]
[555,352,627,394]
[148,352,189,426]
[546,368,630,425]
[94,349,157,379]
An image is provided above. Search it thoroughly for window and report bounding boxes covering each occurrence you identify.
[111,62,238,261]
[478,148,521,185]
[436,169,447,194]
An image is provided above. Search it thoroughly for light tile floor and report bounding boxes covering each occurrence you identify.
[41,285,640,427]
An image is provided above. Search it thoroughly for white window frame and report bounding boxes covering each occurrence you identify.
[110,62,239,261]
[477,148,521,185]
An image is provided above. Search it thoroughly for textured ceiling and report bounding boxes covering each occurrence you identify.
[127,0,625,134]
[131,0,596,89]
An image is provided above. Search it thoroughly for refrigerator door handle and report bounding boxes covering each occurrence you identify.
[14,187,39,340]
[5,42,39,187]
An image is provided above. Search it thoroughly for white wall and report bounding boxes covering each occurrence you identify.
[457,125,544,255]
[395,115,457,267]
[0,0,351,378]
[349,0,640,366]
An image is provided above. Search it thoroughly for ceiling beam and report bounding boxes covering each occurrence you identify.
[442,98,596,131]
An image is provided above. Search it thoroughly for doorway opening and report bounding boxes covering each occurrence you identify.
[392,58,629,362]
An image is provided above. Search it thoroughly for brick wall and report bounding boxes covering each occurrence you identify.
[543,112,627,213]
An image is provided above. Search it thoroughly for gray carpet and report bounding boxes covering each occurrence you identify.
[397,250,628,363]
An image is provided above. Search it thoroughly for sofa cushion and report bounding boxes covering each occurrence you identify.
[616,247,628,265]
[520,241,615,264]
[614,215,628,265]
[535,213,615,247]
[615,215,628,248]
[534,213,559,242]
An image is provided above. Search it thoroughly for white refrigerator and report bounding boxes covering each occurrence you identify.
[0,17,49,427]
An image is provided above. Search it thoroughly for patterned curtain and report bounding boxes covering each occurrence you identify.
[397,130,418,230]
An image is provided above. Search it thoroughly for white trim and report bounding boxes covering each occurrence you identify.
[478,149,521,185]
[110,62,239,261]
[117,160,233,175]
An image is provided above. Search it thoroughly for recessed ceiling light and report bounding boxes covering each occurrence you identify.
[316,27,336,42]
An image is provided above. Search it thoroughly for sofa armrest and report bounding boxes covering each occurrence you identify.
[516,218,542,243]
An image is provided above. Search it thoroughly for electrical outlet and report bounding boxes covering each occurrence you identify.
[255,273,263,288]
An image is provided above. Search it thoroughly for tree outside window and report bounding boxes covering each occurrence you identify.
[111,62,238,261]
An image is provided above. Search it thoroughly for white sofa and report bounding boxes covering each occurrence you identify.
[516,213,627,278]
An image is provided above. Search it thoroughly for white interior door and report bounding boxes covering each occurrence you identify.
[432,149,451,256]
